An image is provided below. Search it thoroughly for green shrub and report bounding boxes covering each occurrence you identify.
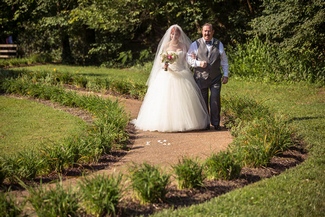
[222,95,271,131]
[30,53,53,63]
[42,145,71,174]
[27,181,79,217]
[204,151,242,180]
[62,136,93,164]
[0,158,6,185]
[0,58,34,68]
[228,37,276,80]
[78,174,122,216]
[41,140,91,174]
[173,157,204,189]
[0,191,22,217]
[129,163,170,204]
[75,136,103,163]
[3,150,44,182]
[74,75,88,88]
[53,71,74,85]
[41,137,103,174]
[228,37,324,84]
[230,116,293,167]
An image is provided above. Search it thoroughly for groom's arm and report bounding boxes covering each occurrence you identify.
[187,42,207,68]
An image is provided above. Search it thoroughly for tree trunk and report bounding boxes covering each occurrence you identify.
[61,32,74,64]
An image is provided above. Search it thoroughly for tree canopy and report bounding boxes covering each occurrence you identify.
[0,0,324,74]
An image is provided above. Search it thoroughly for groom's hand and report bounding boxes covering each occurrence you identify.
[222,76,228,84]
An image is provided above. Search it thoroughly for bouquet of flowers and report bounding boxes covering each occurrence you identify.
[161,52,178,71]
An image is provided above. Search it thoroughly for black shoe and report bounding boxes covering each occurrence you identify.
[214,125,221,131]
[205,125,210,130]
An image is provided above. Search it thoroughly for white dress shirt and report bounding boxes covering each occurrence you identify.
[187,38,229,77]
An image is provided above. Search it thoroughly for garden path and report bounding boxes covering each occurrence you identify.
[64,91,233,180]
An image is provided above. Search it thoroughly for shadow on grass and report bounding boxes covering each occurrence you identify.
[287,116,325,123]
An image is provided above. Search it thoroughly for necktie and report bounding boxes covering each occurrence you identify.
[206,41,212,57]
[206,41,212,45]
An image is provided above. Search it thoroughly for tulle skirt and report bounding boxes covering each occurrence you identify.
[132,68,209,132]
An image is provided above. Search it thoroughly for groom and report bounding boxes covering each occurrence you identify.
[187,23,229,130]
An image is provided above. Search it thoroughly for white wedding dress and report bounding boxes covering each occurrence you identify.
[132,51,209,132]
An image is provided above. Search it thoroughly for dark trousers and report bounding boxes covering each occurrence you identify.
[195,75,222,127]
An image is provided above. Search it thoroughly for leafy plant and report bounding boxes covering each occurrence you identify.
[26,180,79,217]
[3,150,44,182]
[204,151,242,180]
[62,136,99,165]
[0,191,22,217]
[74,75,88,88]
[30,53,53,63]
[230,116,293,167]
[0,158,6,185]
[78,174,123,216]
[129,163,170,204]
[117,50,133,65]
[222,95,271,131]
[42,144,74,173]
[173,157,204,189]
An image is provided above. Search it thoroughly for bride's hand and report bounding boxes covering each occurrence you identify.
[200,61,207,68]
[164,62,169,71]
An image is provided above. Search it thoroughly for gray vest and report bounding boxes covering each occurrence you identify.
[194,38,221,80]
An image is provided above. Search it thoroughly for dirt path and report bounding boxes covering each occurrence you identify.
[92,94,232,174]
[8,92,232,187]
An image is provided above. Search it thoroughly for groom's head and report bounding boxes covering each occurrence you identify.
[202,23,214,42]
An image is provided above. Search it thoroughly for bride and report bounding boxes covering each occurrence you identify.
[132,24,209,132]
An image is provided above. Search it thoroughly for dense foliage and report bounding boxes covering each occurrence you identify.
[0,0,324,83]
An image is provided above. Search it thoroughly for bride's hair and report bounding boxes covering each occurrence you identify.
[147,24,192,86]
[170,26,181,37]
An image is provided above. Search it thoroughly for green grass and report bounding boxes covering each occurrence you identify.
[152,81,325,216]
[0,96,87,157]
[16,64,150,84]
[6,64,149,99]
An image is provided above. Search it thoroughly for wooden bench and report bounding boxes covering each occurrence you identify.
[0,44,18,58]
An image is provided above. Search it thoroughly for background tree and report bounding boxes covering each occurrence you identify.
[1,0,323,82]
[247,0,325,81]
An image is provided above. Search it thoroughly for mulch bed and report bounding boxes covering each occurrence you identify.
[114,145,307,216]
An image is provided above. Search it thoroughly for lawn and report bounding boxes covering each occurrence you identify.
[0,96,87,156]
[17,64,150,84]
